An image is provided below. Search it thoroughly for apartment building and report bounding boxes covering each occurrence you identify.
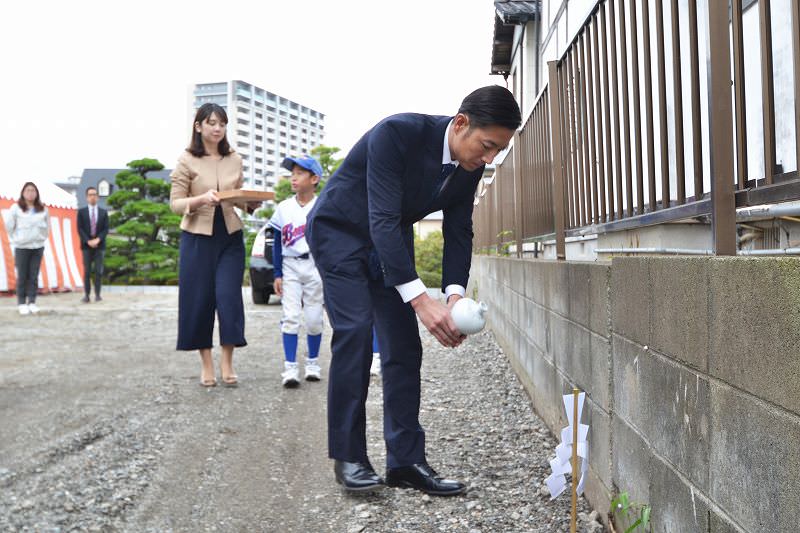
[192,80,325,190]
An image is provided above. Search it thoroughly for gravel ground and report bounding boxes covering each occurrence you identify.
[0,291,604,532]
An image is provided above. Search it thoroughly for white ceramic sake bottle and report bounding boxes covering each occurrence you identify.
[451,298,489,335]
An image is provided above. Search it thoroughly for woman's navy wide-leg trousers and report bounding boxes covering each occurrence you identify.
[177,207,246,350]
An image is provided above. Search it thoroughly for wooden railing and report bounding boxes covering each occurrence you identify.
[474,0,800,257]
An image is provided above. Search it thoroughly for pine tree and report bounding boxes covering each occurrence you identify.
[104,158,182,284]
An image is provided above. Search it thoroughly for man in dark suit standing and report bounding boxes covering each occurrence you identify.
[306,86,521,496]
[77,186,109,302]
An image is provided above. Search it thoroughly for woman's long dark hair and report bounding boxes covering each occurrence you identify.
[187,103,232,157]
[17,182,44,212]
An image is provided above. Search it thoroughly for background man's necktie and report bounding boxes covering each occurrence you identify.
[90,209,96,236]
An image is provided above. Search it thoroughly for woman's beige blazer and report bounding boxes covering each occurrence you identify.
[169,151,247,236]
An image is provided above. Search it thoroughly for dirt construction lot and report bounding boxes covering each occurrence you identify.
[0,290,602,533]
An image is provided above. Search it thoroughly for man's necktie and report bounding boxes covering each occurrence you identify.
[432,163,456,200]
[440,163,456,180]
[90,208,96,236]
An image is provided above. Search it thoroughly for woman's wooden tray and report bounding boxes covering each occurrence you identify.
[217,189,275,202]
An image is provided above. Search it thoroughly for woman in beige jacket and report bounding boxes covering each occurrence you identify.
[170,103,256,387]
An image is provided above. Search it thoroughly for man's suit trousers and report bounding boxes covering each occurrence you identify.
[314,219,426,468]
[82,248,104,297]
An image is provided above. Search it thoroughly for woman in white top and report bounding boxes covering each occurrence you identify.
[5,182,50,315]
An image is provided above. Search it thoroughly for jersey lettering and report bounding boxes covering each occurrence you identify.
[282,223,306,248]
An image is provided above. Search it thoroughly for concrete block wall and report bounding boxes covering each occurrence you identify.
[471,256,614,516]
[472,255,800,532]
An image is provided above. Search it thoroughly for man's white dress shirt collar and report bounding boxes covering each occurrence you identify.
[442,120,460,168]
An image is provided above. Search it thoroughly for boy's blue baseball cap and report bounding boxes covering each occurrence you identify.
[282,155,323,177]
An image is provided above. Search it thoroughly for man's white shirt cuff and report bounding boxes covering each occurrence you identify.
[396,278,427,303]
[444,284,466,300]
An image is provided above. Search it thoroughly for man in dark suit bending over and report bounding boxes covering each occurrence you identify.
[306,86,521,496]
[77,186,109,302]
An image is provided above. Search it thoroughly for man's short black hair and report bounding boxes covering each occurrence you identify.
[458,85,522,131]
[86,186,98,195]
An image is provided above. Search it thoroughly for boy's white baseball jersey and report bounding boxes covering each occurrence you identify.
[269,196,323,335]
[269,196,317,257]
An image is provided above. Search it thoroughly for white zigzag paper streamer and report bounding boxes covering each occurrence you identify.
[544,392,589,500]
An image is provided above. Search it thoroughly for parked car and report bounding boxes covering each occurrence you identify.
[250,224,275,304]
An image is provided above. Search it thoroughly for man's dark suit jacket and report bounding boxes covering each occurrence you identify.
[309,113,483,290]
[77,205,109,251]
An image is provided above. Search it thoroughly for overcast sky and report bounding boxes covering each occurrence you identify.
[1,0,502,184]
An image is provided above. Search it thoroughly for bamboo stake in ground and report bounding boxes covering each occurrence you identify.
[570,387,579,533]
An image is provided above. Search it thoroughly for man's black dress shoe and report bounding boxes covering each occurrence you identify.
[386,463,466,496]
[334,460,385,492]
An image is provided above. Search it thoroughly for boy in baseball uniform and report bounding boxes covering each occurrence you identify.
[269,155,325,387]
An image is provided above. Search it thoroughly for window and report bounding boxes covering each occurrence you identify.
[267,116,275,123]
[255,124,263,130]
[290,124,297,131]
[255,135,263,141]
[196,82,227,94]
[237,118,249,125]
[280,121,286,127]
[98,180,111,197]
